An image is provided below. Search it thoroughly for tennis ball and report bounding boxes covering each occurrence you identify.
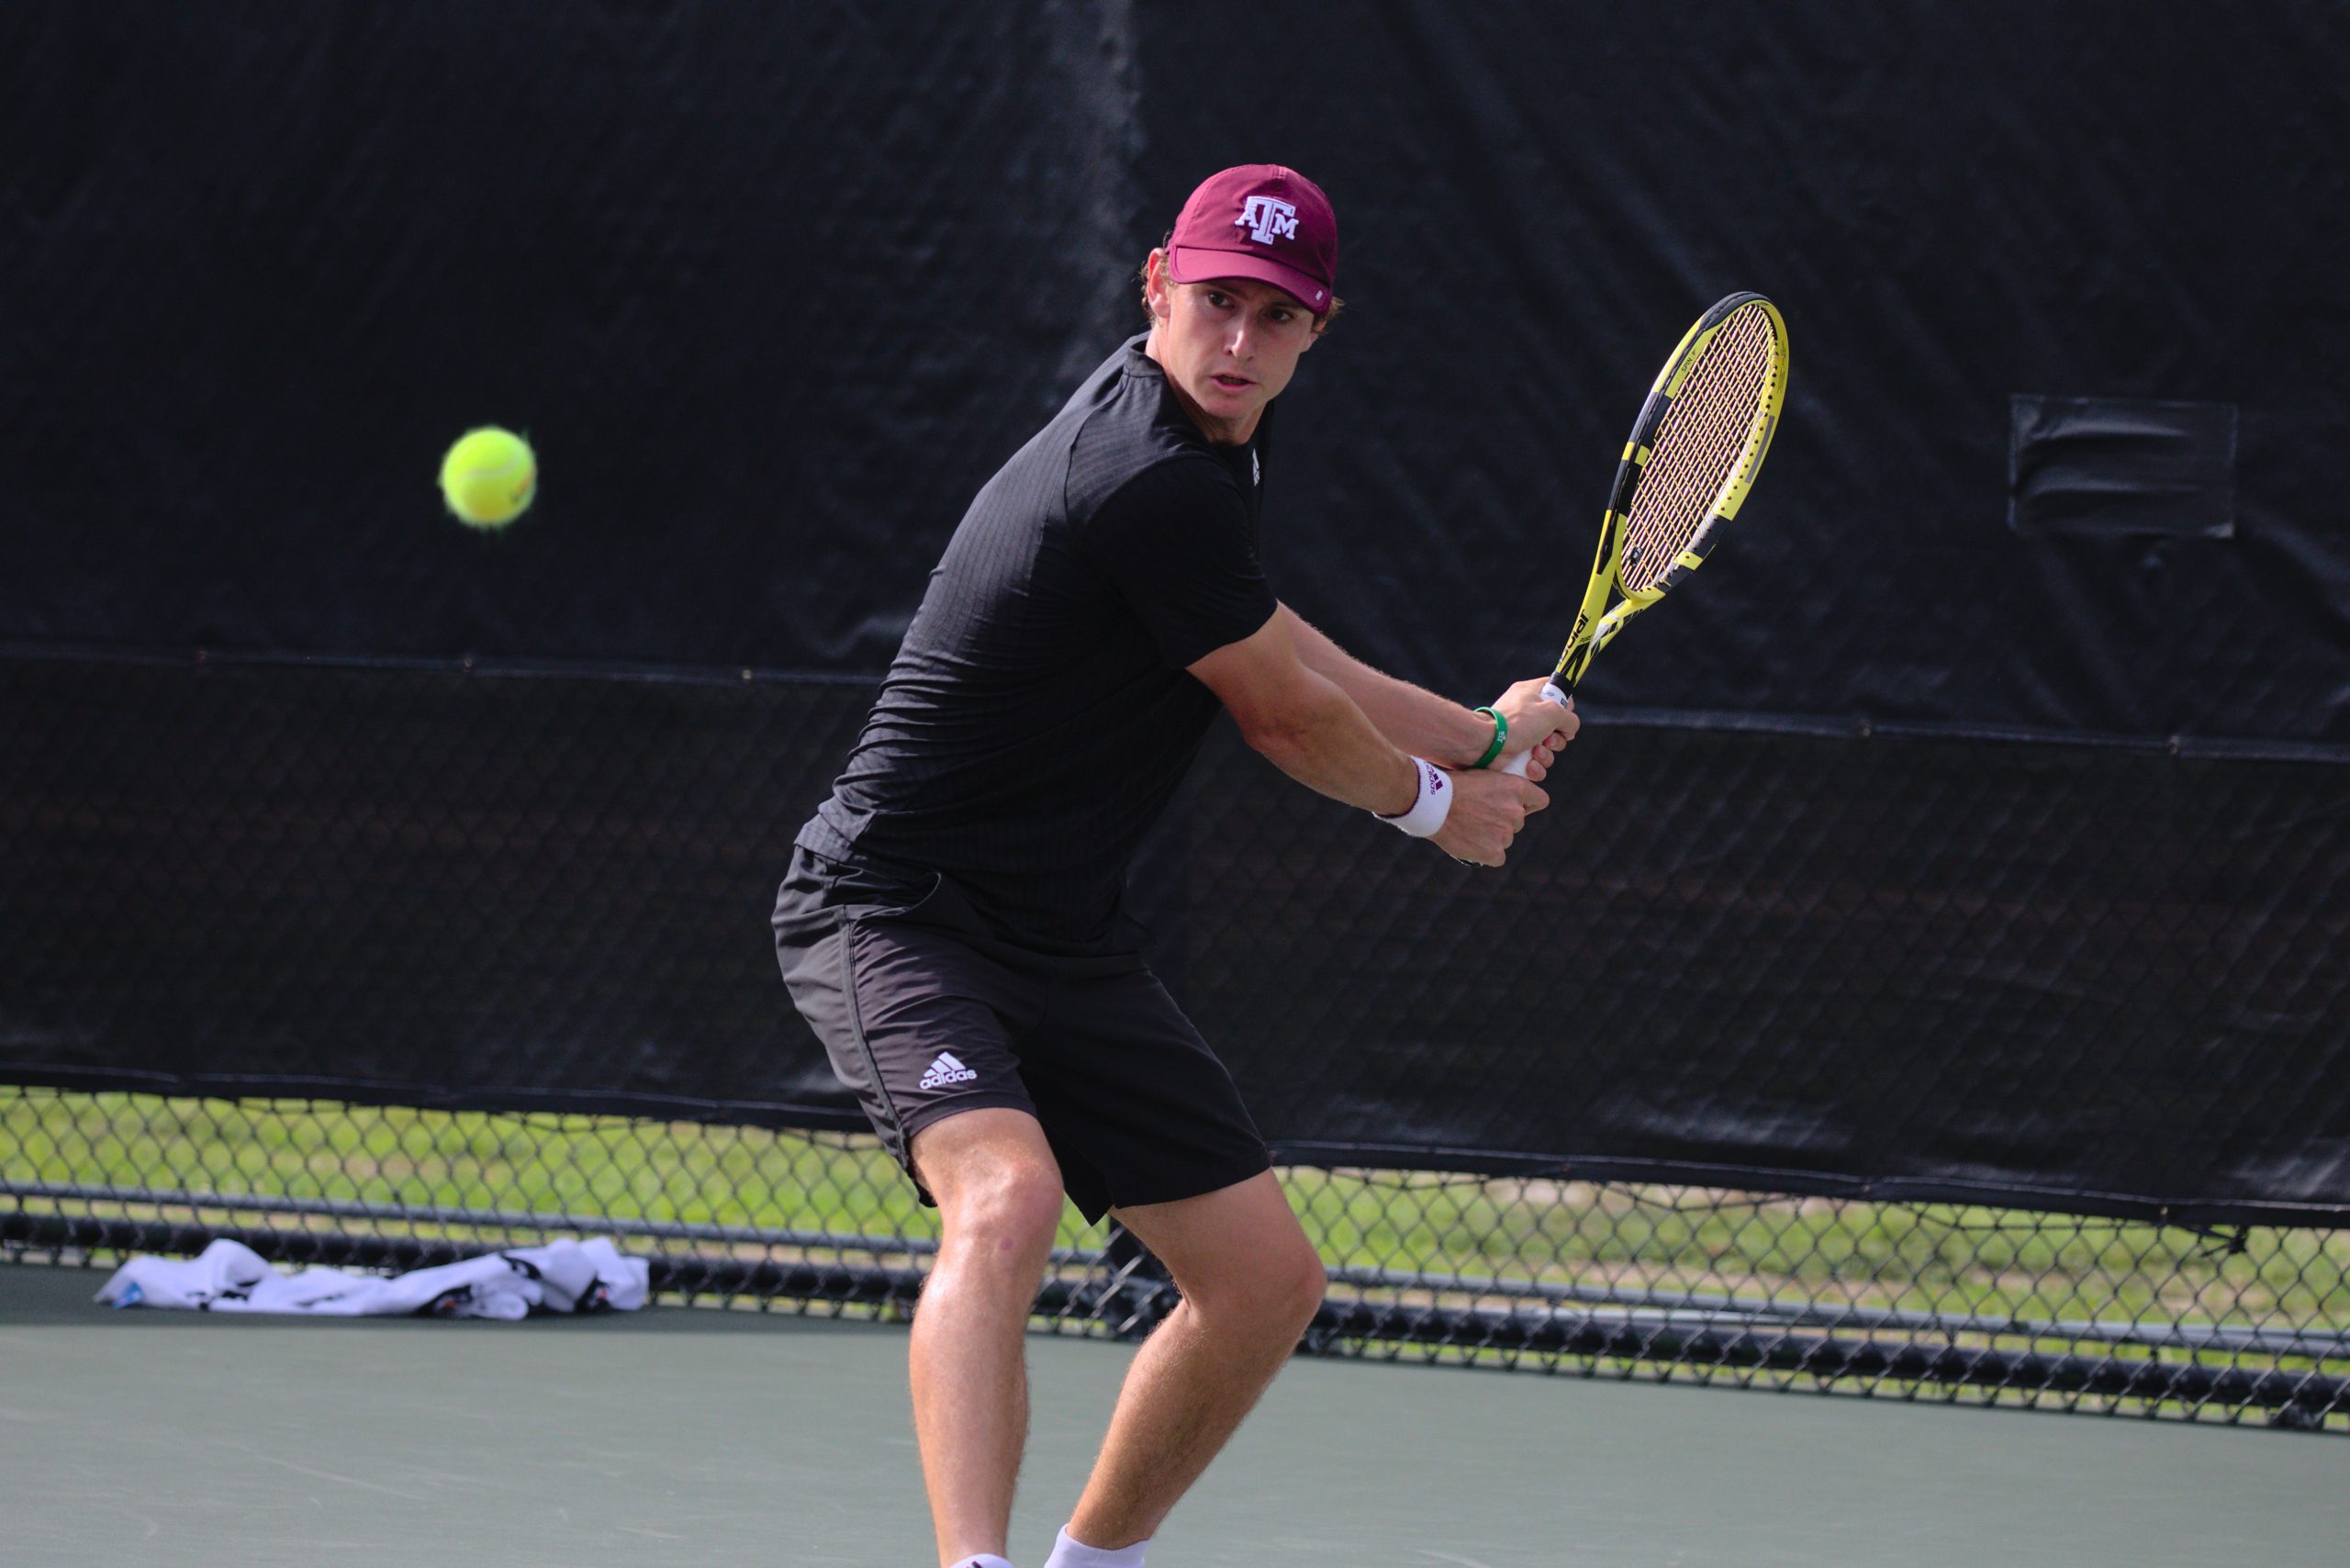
[438,426,537,528]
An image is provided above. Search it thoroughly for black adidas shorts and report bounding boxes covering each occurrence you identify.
[770,846,1271,1224]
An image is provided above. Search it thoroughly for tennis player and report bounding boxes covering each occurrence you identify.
[772,164,1576,1568]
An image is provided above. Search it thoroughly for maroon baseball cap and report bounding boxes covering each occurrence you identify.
[1165,164,1338,316]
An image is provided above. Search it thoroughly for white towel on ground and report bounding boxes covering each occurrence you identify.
[94,1236,651,1318]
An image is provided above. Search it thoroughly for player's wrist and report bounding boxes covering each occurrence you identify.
[1468,705,1508,768]
[1373,756,1453,837]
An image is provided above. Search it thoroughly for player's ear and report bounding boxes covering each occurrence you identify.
[1305,294,1342,345]
[1144,250,1175,320]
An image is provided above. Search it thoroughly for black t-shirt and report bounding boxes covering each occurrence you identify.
[796,335,1279,952]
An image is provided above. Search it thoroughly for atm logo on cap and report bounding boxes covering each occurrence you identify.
[1235,195,1299,245]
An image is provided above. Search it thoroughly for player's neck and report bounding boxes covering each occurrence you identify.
[1143,329,1261,448]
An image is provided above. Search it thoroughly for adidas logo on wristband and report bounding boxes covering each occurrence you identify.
[1374,756,1453,838]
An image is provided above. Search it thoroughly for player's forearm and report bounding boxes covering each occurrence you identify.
[1240,669,1421,815]
[1281,605,1493,767]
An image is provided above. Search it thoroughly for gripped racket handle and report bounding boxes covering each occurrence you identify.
[1494,682,1572,776]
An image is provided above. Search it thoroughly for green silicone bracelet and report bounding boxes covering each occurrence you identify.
[1471,706,1508,769]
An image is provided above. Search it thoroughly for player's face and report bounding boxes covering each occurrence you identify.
[1146,255,1321,445]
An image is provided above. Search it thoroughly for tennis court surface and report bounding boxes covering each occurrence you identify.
[3,1261,2339,1568]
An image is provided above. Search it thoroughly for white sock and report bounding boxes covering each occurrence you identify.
[948,1556,1016,1568]
[1041,1526,1148,1568]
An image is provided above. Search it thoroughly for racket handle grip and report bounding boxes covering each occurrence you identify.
[1494,682,1572,777]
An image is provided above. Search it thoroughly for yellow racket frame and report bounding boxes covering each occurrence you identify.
[1547,292,1789,696]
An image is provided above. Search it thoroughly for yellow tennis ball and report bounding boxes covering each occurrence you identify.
[438,427,537,528]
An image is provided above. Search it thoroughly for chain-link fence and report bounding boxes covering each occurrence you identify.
[6,1088,2345,1430]
[5,653,2348,1431]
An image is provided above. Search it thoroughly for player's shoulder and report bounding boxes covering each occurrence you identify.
[1065,339,1237,520]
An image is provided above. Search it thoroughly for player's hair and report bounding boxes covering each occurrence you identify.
[1139,242,1343,332]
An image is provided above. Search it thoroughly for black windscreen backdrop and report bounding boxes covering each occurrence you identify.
[5,2,2347,1222]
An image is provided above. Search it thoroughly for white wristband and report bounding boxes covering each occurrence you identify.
[1374,756,1453,838]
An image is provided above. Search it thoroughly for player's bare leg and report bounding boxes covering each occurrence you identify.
[909,1108,1067,1567]
[1061,1170,1326,1551]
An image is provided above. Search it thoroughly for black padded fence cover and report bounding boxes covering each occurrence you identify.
[2,0,1144,672]
[6,4,2350,1226]
[6,3,2350,745]
[4,655,2345,1226]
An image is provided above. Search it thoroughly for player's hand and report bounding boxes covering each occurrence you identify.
[1430,768,1549,867]
[1491,679,1579,780]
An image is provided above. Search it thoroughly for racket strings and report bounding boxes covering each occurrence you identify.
[1618,307,1778,592]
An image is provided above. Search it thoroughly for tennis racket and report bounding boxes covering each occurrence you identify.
[1501,292,1788,775]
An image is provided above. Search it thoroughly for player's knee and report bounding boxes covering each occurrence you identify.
[938,1154,1065,1264]
[1195,1232,1325,1334]
[1270,1239,1327,1333]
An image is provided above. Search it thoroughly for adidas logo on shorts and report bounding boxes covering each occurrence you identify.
[919,1051,979,1091]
